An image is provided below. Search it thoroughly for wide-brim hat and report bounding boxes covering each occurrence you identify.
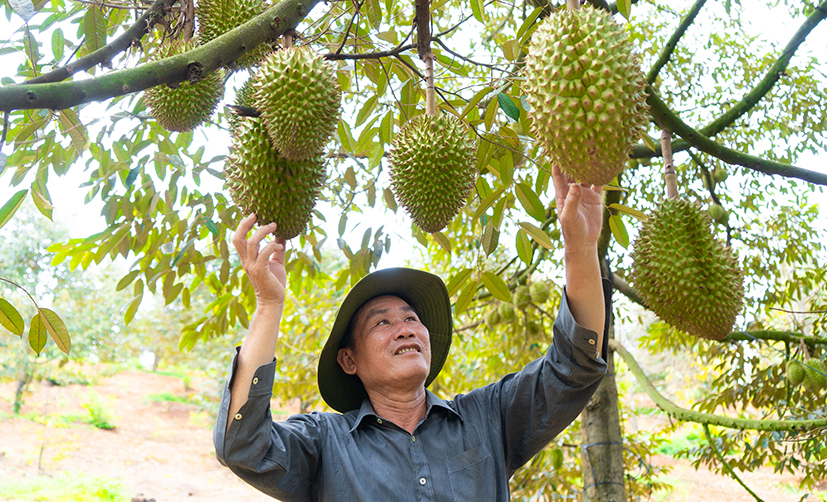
[317,268,452,413]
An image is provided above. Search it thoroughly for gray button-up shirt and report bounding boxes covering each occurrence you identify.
[214,283,611,501]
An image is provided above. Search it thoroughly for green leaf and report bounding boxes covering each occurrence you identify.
[616,0,631,21]
[473,187,504,220]
[640,133,657,153]
[344,166,357,189]
[460,86,493,119]
[519,221,554,250]
[52,27,65,61]
[608,203,647,221]
[0,298,25,336]
[205,219,219,235]
[124,294,143,324]
[609,214,630,248]
[338,120,354,152]
[116,270,141,291]
[39,308,70,355]
[500,39,520,62]
[454,278,479,315]
[29,313,47,354]
[83,5,107,54]
[516,6,543,42]
[481,272,511,302]
[171,238,195,268]
[432,232,451,254]
[364,0,382,29]
[23,27,40,68]
[470,0,484,22]
[481,216,499,256]
[383,188,397,212]
[515,229,532,266]
[9,0,36,22]
[515,182,545,222]
[58,109,87,154]
[355,95,378,127]
[446,268,472,297]
[0,190,28,231]
[497,93,520,121]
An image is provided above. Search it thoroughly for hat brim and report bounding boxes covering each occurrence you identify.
[318,268,452,413]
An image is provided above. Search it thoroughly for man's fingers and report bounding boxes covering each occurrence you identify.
[270,236,288,264]
[246,222,277,263]
[232,214,258,261]
[561,184,583,223]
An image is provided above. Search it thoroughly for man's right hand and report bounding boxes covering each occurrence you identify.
[232,214,288,308]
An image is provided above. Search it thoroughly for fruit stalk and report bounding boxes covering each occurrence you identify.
[661,128,678,199]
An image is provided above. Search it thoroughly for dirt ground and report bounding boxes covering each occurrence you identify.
[0,370,824,502]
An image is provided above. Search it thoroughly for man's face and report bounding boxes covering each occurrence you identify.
[337,295,431,392]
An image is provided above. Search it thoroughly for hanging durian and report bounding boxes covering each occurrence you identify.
[523,5,648,185]
[143,40,224,133]
[803,358,827,390]
[786,359,805,386]
[252,47,341,161]
[631,198,744,340]
[227,74,257,136]
[225,117,326,239]
[196,0,272,68]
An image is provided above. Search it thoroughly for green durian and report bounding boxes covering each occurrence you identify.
[514,285,532,309]
[498,302,516,323]
[484,309,502,328]
[713,167,729,183]
[388,114,476,233]
[143,40,224,133]
[227,74,257,136]
[550,447,564,470]
[786,359,805,386]
[631,198,744,340]
[708,203,726,223]
[523,6,648,185]
[253,47,341,160]
[225,117,326,239]
[803,358,827,390]
[526,320,542,336]
[529,282,551,304]
[196,0,272,68]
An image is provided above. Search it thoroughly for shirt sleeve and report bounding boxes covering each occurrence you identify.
[213,348,323,502]
[496,278,612,474]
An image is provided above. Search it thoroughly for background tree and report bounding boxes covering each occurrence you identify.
[1,0,826,500]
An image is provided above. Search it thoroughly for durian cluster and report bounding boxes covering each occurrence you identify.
[786,358,827,391]
[388,114,476,233]
[523,6,648,186]
[484,282,552,335]
[196,0,272,68]
[143,40,225,133]
[225,47,341,239]
[631,198,744,340]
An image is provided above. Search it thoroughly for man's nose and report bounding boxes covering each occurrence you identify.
[393,324,415,339]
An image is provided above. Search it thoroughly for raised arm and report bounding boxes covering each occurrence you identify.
[552,166,605,351]
[226,214,288,432]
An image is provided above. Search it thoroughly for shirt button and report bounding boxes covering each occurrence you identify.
[419,477,426,485]
[589,339,596,345]
[234,413,242,420]
[377,419,383,424]
[253,377,259,385]
[412,436,416,442]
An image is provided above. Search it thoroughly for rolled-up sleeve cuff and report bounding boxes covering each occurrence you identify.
[213,347,277,465]
[556,278,612,364]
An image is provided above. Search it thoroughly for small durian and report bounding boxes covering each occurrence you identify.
[498,302,516,323]
[523,6,648,185]
[550,447,564,470]
[253,47,341,160]
[786,359,805,386]
[225,117,326,239]
[631,198,744,340]
[196,0,272,68]
[143,40,224,133]
[484,309,502,328]
[515,285,532,309]
[526,320,542,336]
[529,282,550,304]
[803,358,827,390]
[388,114,476,233]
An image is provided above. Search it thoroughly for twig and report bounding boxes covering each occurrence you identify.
[333,0,361,56]
[433,38,511,72]
[646,0,708,84]
[324,43,415,60]
[702,424,765,502]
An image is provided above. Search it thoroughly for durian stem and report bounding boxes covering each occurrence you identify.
[610,339,827,432]
[425,54,436,115]
[702,424,766,502]
[566,0,580,11]
[661,128,679,199]
[283,33,293,49]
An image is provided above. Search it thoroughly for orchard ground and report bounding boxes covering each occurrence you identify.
[0,368,825,502]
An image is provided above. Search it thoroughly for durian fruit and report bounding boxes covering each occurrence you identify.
[786,359,805,386]
[550,447,564,471]
[631,198,744,340]
[227,74,257,136]
[529,282,550,304]
[713,167,729,183]
[523,5,648,185]
[143,40,225,133]
[196,0,272,68]
[484,309,502,328]
[225,117,326,239]
[388,114,476,233]
[526,320,542,336]
[707,203,726,223]
[253,47,341,161]
[803,358,827,390]
[498,302,516,323]
[515,285,532,309]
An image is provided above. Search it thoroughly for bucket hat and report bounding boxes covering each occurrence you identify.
[317,268,452,413]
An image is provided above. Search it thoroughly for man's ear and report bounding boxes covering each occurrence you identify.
[337,348,358,376]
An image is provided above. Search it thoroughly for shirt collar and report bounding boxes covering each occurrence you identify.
[348,389,463,432]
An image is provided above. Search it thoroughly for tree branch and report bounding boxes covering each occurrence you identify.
[724,330,827,346]
[610,339,827,432]
[324,43,415,60]
[702,424,766,502]
[633,0,827,159]
[25,0,177,85]
[646,0,707,84]
[611,274,644,307]
[646,87,827,186]
[0,0,322,111]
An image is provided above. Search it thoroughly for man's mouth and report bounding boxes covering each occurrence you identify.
[395,347,420,355]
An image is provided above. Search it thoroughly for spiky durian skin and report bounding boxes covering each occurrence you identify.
[252,47,341,161]
[631,198,744,341]
[143,40,224,133]
[388,114,476,233]
[227,74,257,136]
[523,6,648,185]
[196,0,271,68]
[803,358,827,390]
[225,118,326,239]
[786,359,805,386]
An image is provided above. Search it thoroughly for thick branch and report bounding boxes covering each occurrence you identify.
[0,0,321,112]
[415,0,430,60]
[725,330,827,346]
[26,0,176,85]
[633,0,827,159]
[646,0,707,84]
[646,87,827,186]
[610,339,827,432]
[610,275,644,307]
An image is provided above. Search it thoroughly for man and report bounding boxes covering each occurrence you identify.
[214,166,611,501]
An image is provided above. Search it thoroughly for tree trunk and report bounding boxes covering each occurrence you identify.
[580,326,626,501]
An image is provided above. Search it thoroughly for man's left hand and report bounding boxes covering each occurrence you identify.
[552,165,603,250]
